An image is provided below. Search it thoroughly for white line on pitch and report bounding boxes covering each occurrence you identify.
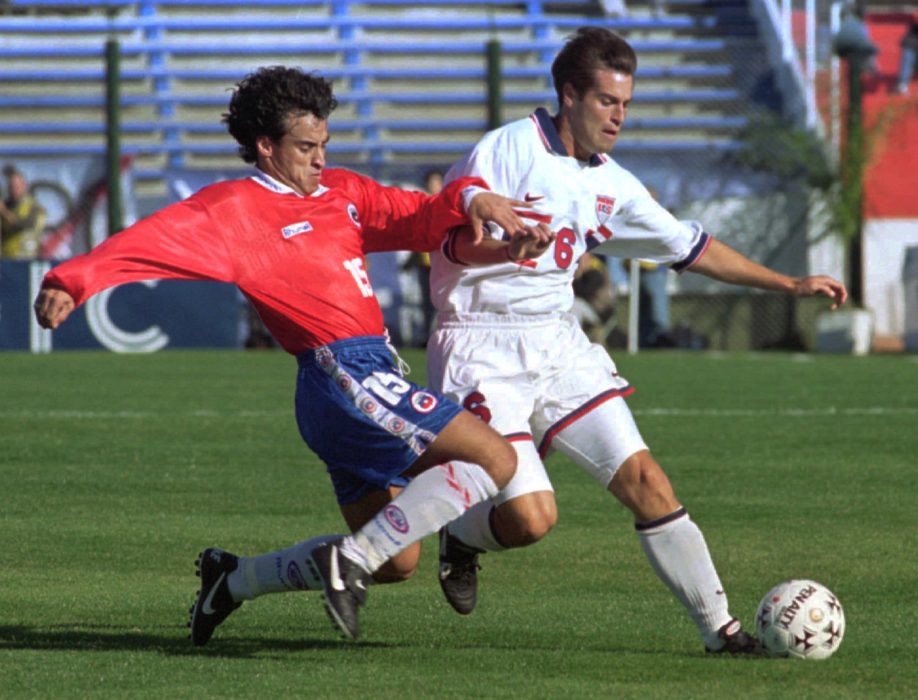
[2,407,918,420]
[633,407,918,417]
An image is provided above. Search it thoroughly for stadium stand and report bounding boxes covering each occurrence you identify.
[0,0,774,193]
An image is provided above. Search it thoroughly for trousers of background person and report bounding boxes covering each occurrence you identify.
[637,263,673,348]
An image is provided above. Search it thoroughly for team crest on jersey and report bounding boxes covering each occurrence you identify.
[281,221,313,239]
[347,203,361,227]
[595,195,616,228]
[410,391,438,414]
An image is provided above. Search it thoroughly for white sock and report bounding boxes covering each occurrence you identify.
[444,500,506,552]
[227,534,341,601]
[354,462,499,572]
[636,508,733,649]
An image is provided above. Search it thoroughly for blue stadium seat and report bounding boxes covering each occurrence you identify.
[0,0,759,184]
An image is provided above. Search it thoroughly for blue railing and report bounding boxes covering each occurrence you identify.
[0,0,752,179]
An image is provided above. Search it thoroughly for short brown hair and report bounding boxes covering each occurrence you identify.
[551,27,637,106]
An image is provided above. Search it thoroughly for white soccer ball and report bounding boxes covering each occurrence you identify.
[755,579,845,660]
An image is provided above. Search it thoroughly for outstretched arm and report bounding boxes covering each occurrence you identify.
[325,168,541,254]
[689,238,848,309]
[32,191,234,330]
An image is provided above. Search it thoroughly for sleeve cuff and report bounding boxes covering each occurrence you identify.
[671,231,712,273]
[441,226,469,266]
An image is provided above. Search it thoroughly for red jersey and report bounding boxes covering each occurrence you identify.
[43,168,485,353]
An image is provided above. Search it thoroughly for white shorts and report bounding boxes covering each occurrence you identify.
[427,312,648,498]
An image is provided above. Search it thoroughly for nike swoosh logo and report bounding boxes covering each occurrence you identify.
[328,546,346,592]
[524,193,544,202]
[201,572,227,615]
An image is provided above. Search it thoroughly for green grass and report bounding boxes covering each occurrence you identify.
[1,349,916,698]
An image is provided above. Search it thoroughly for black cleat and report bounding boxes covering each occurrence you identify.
[188,547,242,646]
[706,618,765,656]
[307,538,370,640]
[438,528,482,615]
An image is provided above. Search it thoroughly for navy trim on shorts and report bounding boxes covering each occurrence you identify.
[537,386,635,459]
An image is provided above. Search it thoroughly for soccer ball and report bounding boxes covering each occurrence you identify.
[755,580,845,659]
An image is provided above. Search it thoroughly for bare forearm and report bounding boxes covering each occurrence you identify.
[453,235,516,264]
[688,237,847,308]
[689,238,796,293]
[450,224,554,265]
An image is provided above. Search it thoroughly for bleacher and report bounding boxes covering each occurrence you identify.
[0,0,770,193]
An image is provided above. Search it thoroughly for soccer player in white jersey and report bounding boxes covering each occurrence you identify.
[426,27,847,654]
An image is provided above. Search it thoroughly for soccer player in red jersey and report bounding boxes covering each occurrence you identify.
[33,66,552,643]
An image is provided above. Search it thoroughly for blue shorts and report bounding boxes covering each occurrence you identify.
[295,335,463,505]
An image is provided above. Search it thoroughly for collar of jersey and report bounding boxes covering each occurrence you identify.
[531,107,608,168]
[251,169,328,198]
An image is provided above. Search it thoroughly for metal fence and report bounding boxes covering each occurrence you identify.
[0,0,846,351]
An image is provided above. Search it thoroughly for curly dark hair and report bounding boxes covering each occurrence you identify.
[551,27,637,107]
[222,66,338,164]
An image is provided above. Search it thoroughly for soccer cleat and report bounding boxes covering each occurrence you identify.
[438,528,482,615]
[307,538,370,641]
[188,547,242,646]
[705,618,765,656]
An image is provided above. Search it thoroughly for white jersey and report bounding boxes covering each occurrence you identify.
[431,107,712,316]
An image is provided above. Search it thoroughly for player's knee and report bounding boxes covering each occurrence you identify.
[494,497,557,547]
[511,509,556,546]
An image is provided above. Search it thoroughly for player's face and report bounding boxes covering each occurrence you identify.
[563,69,633,159]
[256,112,329,196]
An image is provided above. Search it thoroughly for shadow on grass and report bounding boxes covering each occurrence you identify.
[0,624,393,658]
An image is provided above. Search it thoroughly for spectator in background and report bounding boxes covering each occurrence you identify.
[636,258,674,347]
[572,252,620,346]
[402,168,443,345]
[896,19,918,95]
[424,168,444,196]
[1,165,46,259]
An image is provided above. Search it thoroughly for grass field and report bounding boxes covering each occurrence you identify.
[1,349,916,698]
